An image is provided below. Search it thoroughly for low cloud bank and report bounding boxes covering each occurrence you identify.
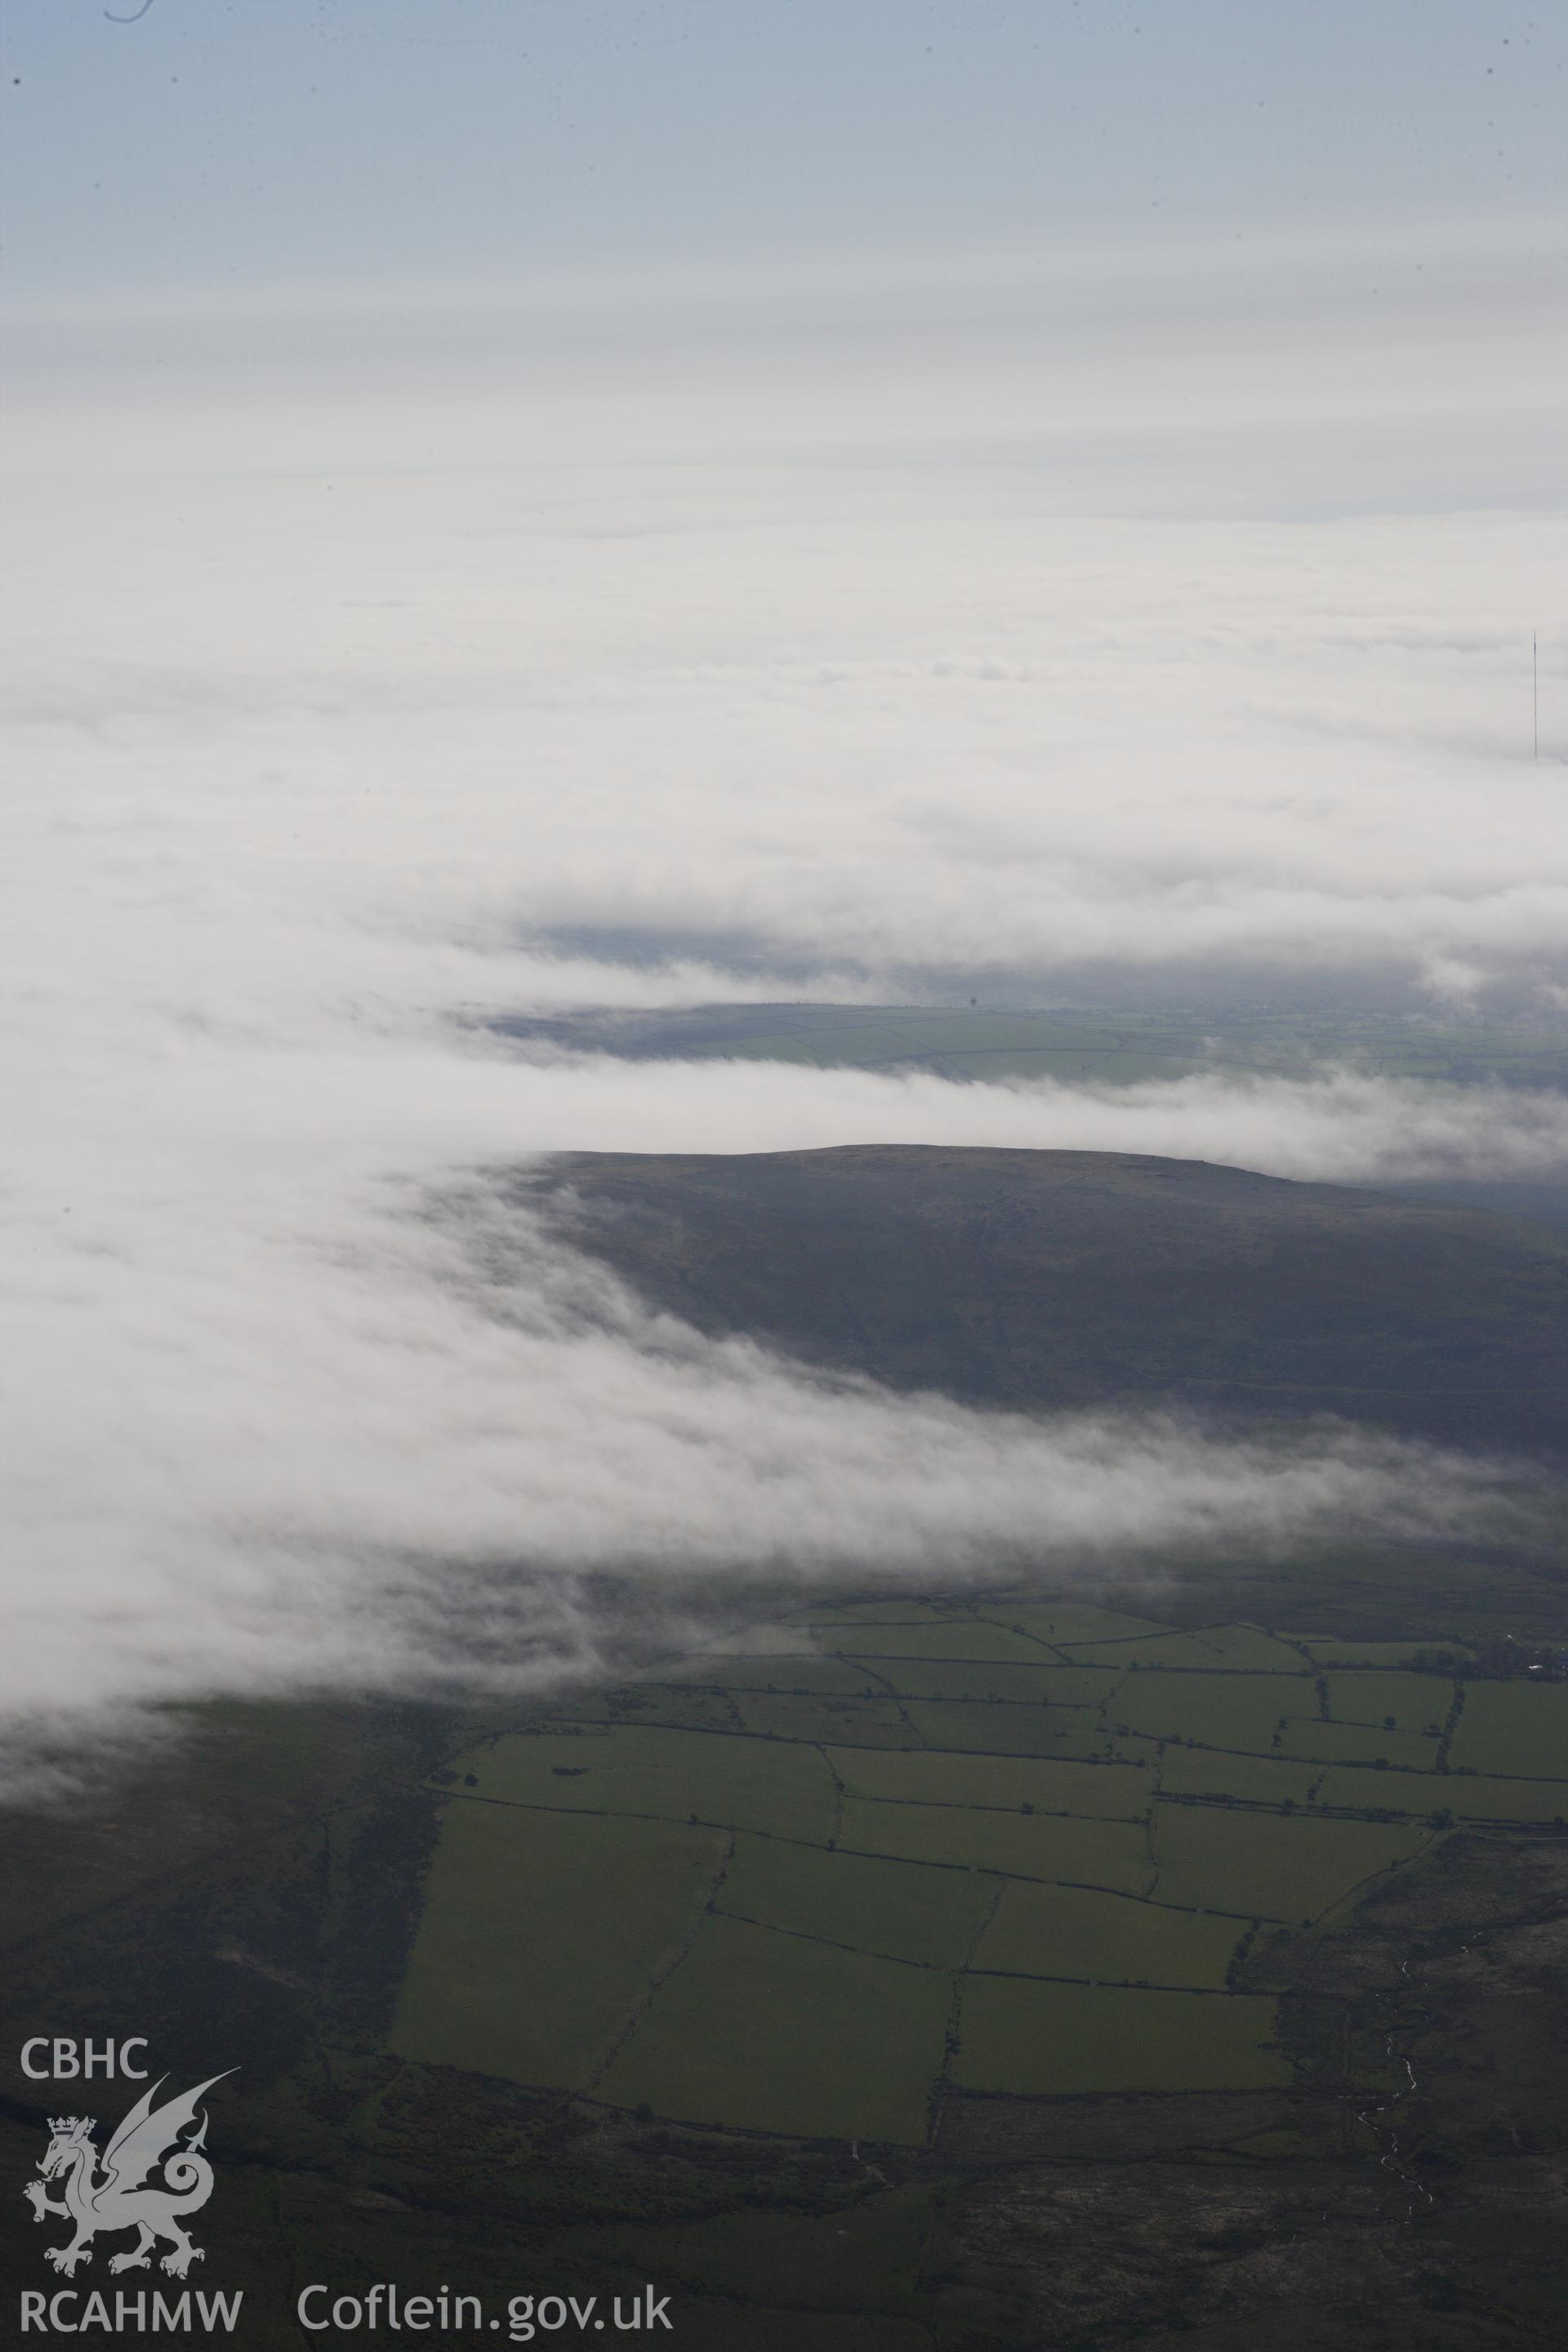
[6,1018,1561,1790]
[492,1049,1568,1187]
[6,466,1567,1022]
[2,1168,1535,1797]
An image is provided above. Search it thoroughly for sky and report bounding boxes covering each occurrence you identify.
[2,3,1565,1784]
[2,2,1562,303]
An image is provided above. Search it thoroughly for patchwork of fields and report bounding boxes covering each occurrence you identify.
[393,1598,1568,2145]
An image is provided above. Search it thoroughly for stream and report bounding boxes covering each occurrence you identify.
[1353,1955,1435,2221]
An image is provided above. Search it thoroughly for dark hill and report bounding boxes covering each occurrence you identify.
[529,1145,1568,1454]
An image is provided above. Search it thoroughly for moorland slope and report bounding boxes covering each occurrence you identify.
[532,1145,1568,1453]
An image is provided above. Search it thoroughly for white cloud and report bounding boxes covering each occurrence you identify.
[2,243,1564,1785]
[5,461,1564,1019]
[483,1051,1568,1187]
[2,1014,1558,1788]
[7,231,1565,501]
[0,1151,1533,1794]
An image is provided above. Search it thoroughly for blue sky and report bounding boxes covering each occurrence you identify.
[2,1,1561,305]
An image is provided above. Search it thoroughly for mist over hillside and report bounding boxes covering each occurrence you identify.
[6,7,1568,2344]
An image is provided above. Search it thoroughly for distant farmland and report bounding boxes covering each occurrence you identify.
[393,1597,1568,2145]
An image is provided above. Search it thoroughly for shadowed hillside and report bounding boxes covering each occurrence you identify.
[529,1146,1568,1454]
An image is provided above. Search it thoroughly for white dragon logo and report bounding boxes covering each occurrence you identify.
[23,2073,233,2279]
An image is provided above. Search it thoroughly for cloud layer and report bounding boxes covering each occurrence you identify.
[2,243,1565,1784]
[1,1152,1534,1796]
[478,1051,1568,1187]
[4,1001,1560,1788]
[7,458,1565,1023]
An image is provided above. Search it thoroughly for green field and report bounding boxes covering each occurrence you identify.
[971,1881,1245,1988]
[838,1796,1153,1891]
[800,1600,961,1624]
[1317,1766,1568,1824]
[1446,1680,1568,1777]
[1303,1637,1477,1670]
[457,1723,837,1842]
[826,1746,1152,1819]
[902,1699,1132,1756]
[1278,1718,1441,1771]
[595,1913,951,2143]
[1060,1626,1311,1673]
[974,1601,1170,1646]
[951,1977,1291,2096]
[819,1622,1058,1663]
[713,1833,997,1966]
[642,1651,871,1693]
[1108,1668,1310,1753]
[1156,1745,1323,1807]
[732,1688,915,1744]
[1324,1670,1453,1732]
[391,1806,729,2086]
[1150,1801,1428,1922]
[843,1658,1121,1705]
